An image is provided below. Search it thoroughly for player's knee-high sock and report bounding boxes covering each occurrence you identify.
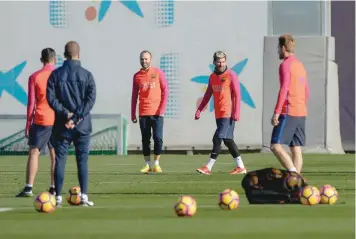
[206,138,222,170]
[223,139,245,168]
[210,137,222,159]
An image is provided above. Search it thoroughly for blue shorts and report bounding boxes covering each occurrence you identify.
[28,124,54,150]
[214,118,235,140]
[271,115,306,146]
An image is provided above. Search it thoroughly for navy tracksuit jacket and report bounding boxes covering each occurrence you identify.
[46,59,96,196]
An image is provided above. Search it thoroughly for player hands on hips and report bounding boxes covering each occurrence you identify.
[195,51,247,175]
[16,48,57,198]
[270,34,309,174]
[131,50,169,173]
[47,41,96,207]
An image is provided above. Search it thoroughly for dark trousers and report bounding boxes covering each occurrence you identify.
[54,129,90,196]
[139,116,164,156]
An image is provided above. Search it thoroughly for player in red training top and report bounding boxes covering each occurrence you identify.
[16,48,57,197]
[131,50,169,173]
[270,34,309,174]
[195,51,247,175]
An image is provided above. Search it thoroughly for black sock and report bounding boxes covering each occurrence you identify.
[210,137,222,159]
[223,139,240,158]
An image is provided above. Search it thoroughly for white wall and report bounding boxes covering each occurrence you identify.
[0,1,268,149]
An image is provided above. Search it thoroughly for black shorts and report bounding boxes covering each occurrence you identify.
[28,124,54,151]
[214,118,235,140]
[270,115,306,147]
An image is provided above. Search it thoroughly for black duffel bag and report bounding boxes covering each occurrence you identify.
[241,167,308,204]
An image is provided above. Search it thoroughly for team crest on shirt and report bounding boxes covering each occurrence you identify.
[212,84,226,92]
[141,82,156,89]
[221,77,227,82]
[151,73,157,79]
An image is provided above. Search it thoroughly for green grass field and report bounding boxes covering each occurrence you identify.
[0,153,354,239]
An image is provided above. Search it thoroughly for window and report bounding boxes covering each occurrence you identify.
[270,1,324,36]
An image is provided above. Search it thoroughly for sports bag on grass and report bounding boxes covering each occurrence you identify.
[241,168,308,204]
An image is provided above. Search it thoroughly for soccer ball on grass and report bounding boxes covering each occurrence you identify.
[67,186,81,205]
[300,186,320,205]
[218,189,239,210]
[284,171,303,190]
[34,192,56,213]
[319,184,338,205]
[174,195,197,217]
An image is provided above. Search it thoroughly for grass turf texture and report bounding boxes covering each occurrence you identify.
[0,153,354,239]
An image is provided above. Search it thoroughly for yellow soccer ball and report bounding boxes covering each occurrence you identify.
[34,192,56,213]
[218,189,239,210]
[174,195,197,217]
[248,172,259,187]
[284,171,303,190]
[271,168,283,178]
[319,184,338,205]
[300,186,320,205]
[66,186,81,206]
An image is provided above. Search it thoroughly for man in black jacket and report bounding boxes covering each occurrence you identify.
[47,41,96,207]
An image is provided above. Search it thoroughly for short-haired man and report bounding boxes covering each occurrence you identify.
[16,48,57,197]
[131,50,169,173]
[47,41,96,206]
[270,34,309,174]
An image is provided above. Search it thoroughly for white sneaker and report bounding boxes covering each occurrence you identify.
[56,196,62,207]
[80,199,94,207]
[80,194,94,207]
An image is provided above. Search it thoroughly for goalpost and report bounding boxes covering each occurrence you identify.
[0,114,129,156]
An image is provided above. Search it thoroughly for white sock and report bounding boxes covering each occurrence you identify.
[154,160,160,166]
[50,185,55,188]
[234,156,245,168]
[56,195,62,202]
[25,184,33,188]
[144,156,151,166]
[81,193,88,201]
[289,167,297,172]
[206,158,216,171]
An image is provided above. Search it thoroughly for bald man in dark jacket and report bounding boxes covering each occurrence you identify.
[47,41,96,207]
